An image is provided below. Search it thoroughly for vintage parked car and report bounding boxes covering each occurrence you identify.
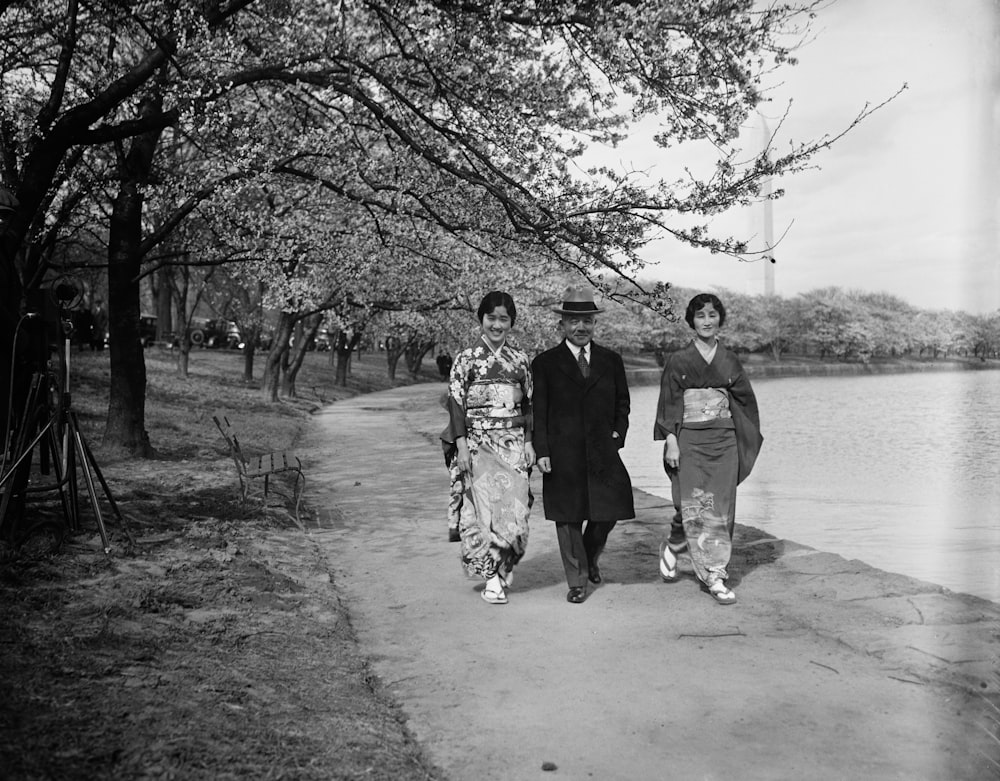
[202,319,241,349]
[138,314,158,347]
[313,328,331,351]
[178,318,239,348]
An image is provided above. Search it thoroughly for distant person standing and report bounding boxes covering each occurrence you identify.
[654,293,763,605]
[92,302,108,349]
[436,351,453,379]
[72,309,95,350]
[531,286,634,604]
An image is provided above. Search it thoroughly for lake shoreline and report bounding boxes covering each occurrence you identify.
[311,384,1000,779]
[621,369,1000,604]
[625,355,1000,386]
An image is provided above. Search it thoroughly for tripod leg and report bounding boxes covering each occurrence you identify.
[3,373,42,475]
[64,422,81,530]
[0,474,15,542]
[70,421,110,553]
[0,415,57,542]
[1,374,45,489]
[0,372,63,543]
[70,411,132,543]
[45,424,73,534]
[0,417,54,491]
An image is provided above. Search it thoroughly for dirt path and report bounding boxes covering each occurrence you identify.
[301,384,1000,781]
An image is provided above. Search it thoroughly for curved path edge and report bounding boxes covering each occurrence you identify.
[300,383,1000,781]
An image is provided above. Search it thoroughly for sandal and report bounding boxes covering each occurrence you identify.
[659,542,678,582]
[481,586,508,605]
[708,581,737,605]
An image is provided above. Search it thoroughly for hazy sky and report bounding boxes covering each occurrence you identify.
[592,0,1000,314]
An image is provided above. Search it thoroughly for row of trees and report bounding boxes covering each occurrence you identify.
[211,280,1000,382]
[367,282,1000,369]
[2,0,887,457]
[623,286,1000,363]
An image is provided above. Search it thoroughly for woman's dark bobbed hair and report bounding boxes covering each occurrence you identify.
[477,291,517,325]
[685,293,726,328]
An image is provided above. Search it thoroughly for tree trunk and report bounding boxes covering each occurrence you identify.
[176,342,191,377]
[171,292,193,378]
[282,339,307,398]
[155,264,172,341]
[1,158,68,447]
[281,315,321,399]
[334,348,350,386]
[242,343,255,383]
[405,339,434,378]
[334,330,361,386]
[104,181,154,456]
[281,320,304,398]
[261,312,295,402]
[236,319,260,383]
[0,230,25,438]
[385,336,403,380]
[102,98,165,457]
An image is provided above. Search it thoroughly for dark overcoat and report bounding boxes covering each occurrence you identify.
[531,341,635,523]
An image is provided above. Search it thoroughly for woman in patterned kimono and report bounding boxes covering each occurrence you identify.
[654,293,763,605]
[441,291,534,605]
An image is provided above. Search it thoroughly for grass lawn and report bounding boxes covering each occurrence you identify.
[2,342,992,779]
[0,346,445,780]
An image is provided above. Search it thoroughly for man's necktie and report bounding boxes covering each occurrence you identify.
[577,348,590,378]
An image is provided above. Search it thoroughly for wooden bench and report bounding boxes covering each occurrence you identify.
[213,412,305,530]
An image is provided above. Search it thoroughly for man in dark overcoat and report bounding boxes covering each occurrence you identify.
[531,287,635,604]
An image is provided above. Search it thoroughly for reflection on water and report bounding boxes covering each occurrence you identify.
[621,370,1000,603]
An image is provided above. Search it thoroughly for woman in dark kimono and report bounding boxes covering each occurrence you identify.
[441,292,534,605]
[653,293,762,605]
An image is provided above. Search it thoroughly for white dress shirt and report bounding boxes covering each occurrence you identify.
[566,342,590,363]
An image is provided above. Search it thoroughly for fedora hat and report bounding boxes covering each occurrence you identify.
[551,286,604,315]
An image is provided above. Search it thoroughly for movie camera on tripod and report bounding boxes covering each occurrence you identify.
[0,275,128,551]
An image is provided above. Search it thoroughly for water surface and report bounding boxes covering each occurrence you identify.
[621,370,1000,603]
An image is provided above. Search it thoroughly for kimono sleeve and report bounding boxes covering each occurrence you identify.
[726,360,763,484]
[439,350,471,462]
[653,353,682,440]
[519,350,533,443]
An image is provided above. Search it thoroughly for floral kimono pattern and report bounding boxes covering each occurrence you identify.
[441,338,533,579]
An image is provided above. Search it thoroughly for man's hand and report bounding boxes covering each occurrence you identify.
[537,456,552,474]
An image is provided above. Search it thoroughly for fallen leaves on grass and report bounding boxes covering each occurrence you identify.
[0,350,443,780]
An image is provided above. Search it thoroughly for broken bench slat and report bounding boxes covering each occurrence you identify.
[212,412,305,530]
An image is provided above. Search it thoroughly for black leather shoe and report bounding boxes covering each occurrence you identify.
[566,587,587,604]
[588,562,602,584]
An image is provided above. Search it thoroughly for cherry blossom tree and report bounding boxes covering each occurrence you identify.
[2,0,893,453]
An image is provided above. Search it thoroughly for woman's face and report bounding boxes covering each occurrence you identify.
[481,305,512,348]
[691,303,721,342]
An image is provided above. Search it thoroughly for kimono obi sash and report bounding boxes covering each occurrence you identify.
[682,387,731,423]
[465,379,527,430]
